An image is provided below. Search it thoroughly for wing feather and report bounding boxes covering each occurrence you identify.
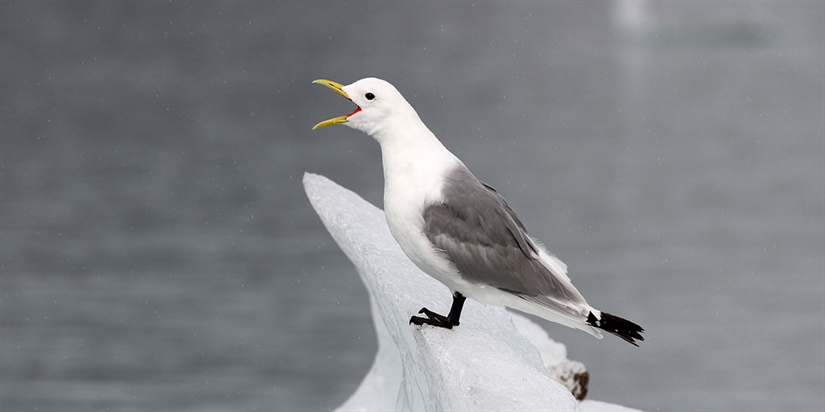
[423,167,586,306]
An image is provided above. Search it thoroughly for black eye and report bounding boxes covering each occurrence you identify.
[365,92,375,100]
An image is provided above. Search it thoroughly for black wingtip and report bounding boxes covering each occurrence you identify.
[587,311,645,347]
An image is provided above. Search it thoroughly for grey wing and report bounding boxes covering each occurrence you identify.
[423,169,584,304]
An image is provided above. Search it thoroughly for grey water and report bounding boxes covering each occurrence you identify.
[1,2,823,411]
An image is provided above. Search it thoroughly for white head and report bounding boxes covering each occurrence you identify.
[313,77,420,138]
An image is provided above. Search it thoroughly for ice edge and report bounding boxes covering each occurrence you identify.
[303,172,640,412]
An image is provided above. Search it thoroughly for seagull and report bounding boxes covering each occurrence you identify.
[312,77,644,346]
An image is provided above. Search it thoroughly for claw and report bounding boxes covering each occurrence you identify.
[418,307,447,323]
[409,307,454,328]
[409,293,466,329]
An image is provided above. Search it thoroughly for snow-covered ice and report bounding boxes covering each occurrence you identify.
[304,172,641,412]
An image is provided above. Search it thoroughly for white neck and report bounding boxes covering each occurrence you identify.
[380,119,457,179]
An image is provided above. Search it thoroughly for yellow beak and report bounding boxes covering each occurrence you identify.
[312,79,355,129]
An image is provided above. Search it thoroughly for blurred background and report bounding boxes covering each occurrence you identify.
[1,1,823,411]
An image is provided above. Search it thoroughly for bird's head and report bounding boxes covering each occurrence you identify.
[312,77,417,137]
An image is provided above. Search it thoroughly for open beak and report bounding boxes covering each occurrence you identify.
[312,79,361,129]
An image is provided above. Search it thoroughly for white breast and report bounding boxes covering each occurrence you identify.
[379,132,466,289]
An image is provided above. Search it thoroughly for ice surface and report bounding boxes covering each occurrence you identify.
[304,173,640,412]
[511,313,590,401]
[579,400,643,412]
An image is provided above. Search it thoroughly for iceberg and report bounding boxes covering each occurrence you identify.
[304,172,640,412]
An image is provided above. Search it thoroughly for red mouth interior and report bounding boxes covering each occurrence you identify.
[346,106,361,118]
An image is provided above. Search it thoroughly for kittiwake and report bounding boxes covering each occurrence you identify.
[312,77,644,346]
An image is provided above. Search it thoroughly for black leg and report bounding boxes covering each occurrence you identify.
[409,292,466,329]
